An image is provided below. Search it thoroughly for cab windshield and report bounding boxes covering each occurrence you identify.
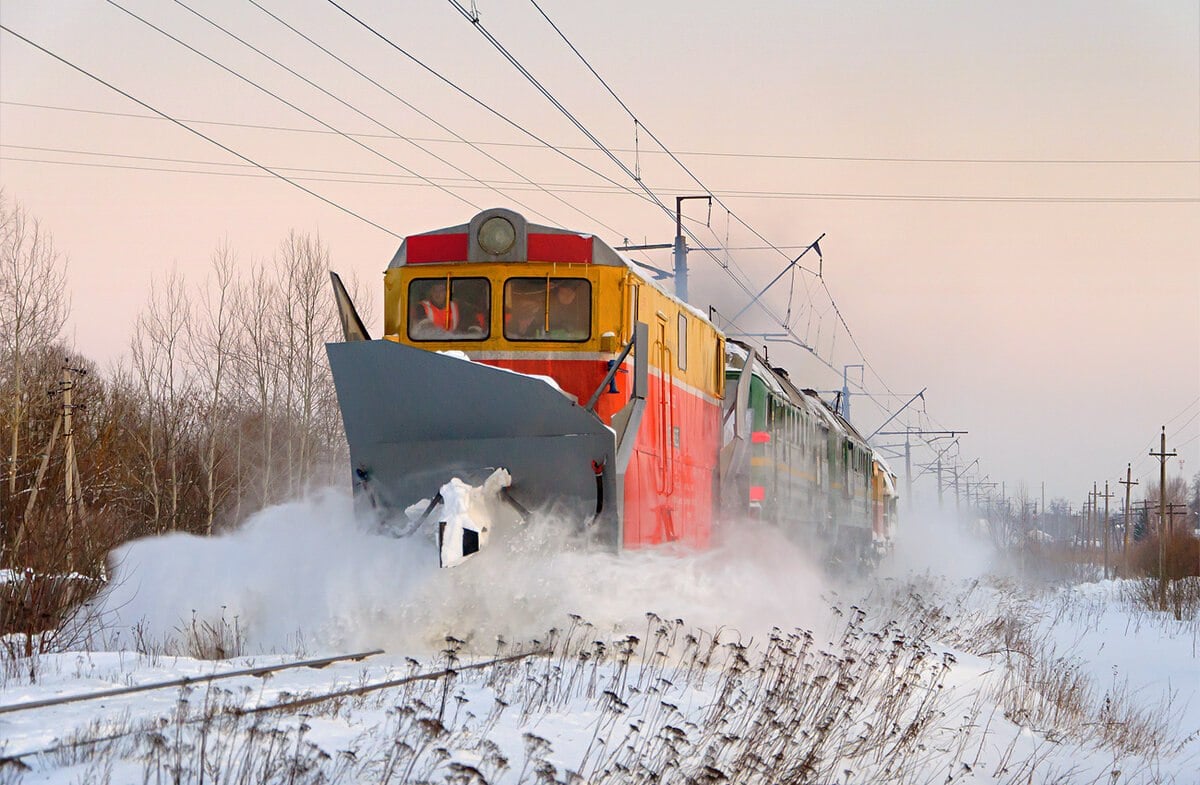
[503,278,590,341]
[408,277,490,341]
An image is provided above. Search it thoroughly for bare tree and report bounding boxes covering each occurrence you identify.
[0,195,69,521]
[130,268,194,532]
[274,232,340,495]
[189,242,237,534]
[231,259,282,508]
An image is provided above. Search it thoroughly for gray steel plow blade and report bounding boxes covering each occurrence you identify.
[326,340,619,545]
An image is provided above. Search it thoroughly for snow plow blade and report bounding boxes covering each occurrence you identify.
[326,339,620,550]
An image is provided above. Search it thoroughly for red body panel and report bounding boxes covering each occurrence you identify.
[479,355,720,551]
[622,372,720,549]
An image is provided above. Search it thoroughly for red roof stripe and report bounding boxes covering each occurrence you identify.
[407,233,468,263]
[528,233,592,264]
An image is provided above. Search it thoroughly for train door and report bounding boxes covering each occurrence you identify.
[653,312,677,541]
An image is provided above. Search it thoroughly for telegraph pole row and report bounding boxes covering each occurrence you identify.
[875,429,965,508]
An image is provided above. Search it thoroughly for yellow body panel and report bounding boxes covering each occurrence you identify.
[383,263,724,399]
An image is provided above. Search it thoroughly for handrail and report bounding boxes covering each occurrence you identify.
[585,331,638,412]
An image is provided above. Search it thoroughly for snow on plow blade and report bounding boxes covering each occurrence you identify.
[326,339,619,557]
[434,469,514,568]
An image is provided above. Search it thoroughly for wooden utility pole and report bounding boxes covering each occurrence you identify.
[1089,485,1097,558]
[1099,481,1114,578]
[1151,426,1177,609]
[61,367,86,571]
[1119,464,1138,568]
[1166,504,1189,535]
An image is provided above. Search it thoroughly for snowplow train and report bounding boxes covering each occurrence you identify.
[327,208,897,568]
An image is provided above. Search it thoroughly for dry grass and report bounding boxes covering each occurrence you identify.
[5,578,1192,783]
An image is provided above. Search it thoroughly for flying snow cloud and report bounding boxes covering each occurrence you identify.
[82,489,834,656]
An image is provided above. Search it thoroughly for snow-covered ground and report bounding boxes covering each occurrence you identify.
[2,491,1197,783]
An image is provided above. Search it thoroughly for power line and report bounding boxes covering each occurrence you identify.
[240,0,623,239]
[7,146,1188,203]
[0,23,400,238]
[438,0,778,343]
[1125,396,1200,478]
[173,0,544,219]
[517,0,907,423]
[5,100,1194,166]
[322,0,656,210]
[104,0,481,212]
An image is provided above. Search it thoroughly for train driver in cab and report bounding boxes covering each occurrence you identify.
[505,295,545,339]
[547,280,589,339]
[411,280,459,338]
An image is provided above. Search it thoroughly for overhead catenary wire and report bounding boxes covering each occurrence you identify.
[7,146,1187,203]
[508,0,917,426]
[103,0,482,213]
[321,0,658,212]
[437,0,781,352]
[170,0,555,223]
[0,24,402,239]
[240,1,622,240]
[511,0,918,435]
[8,100,1194,167]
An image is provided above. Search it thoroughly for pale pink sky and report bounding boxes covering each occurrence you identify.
[2,0,1197,505]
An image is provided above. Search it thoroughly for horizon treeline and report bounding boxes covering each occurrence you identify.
[1,195,370,577]
[3,196,1197,580]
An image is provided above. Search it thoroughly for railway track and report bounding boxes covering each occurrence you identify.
[0,649,385,715]
[0,646,551,765]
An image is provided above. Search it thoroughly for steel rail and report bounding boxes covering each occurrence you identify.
[0,647,550,764]
[238,647,552,715]
[0,649,384,715]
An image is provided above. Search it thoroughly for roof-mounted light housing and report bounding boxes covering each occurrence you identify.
[478,216,515,255]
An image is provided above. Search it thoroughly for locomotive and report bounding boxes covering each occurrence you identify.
[327,208,897,567]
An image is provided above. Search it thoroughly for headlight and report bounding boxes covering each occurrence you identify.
[478,216,515,255]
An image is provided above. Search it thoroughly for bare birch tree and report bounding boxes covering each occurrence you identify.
[274,232,340,495]
[130,269,194,532]
[189,242,237,533]
[1,195,69,521]
[232,259,282,508]
[0,196,68,499]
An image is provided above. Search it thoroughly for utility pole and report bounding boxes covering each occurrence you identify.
[617,195,713,305]
[672,195,711,303]
[877,429,964,509]
[1099,481,1114,578]
[1166,503,1189,537]
[952,458,977,519]
[1151,426,1177,609]
[936,456,944,509]
[840,364,863,420]
[1088,486,1096,557]
[1119,464,1138,562]
[61,366,85,571]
